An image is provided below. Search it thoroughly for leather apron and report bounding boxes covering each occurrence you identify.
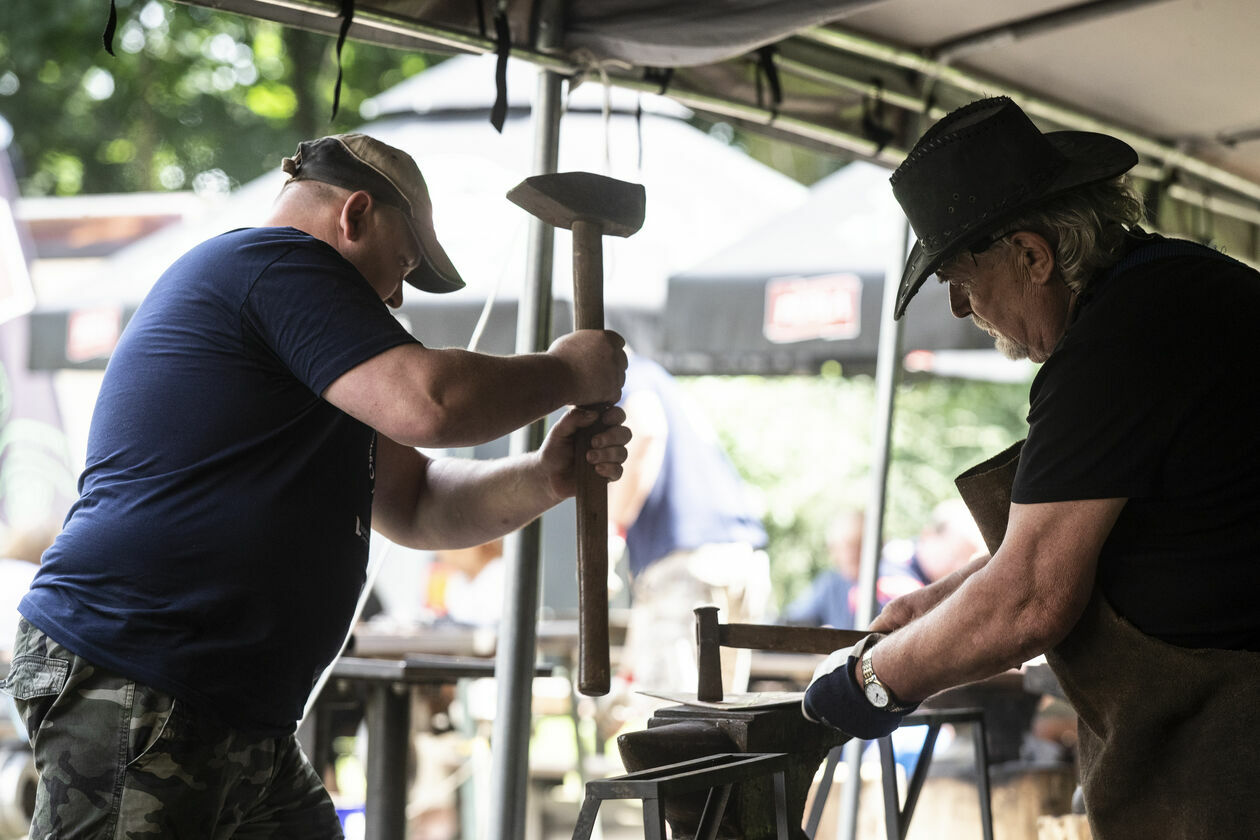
[956,444,1260,839]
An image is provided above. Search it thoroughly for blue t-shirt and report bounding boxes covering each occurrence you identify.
[20,227,417,734]
[620,356,766,576]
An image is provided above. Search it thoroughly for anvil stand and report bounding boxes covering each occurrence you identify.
[576,607,995,840]
[573,609,867,840]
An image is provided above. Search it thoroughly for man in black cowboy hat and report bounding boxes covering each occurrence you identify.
[803,97,1260,838]
[4,134,631,837]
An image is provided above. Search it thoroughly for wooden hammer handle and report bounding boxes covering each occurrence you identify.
[571,219,610,696]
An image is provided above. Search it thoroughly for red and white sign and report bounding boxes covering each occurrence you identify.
[763,273,862,344]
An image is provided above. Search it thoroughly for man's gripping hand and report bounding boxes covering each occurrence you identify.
[537,405,631,501]
[802,635,916,740]
[548,330,627,407]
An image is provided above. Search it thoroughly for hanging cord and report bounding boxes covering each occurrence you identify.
[330,0,356,121]
[301,540,393,724]
[860,78,895,155]
[570,49,635,174]
[489,2,512,132]
[599,63,613,171]
[102,0,119,55]
[635,97,644,170]
[467,215,530,351]
[642,67,674,97]
[473,0,488,39]
[754,45,782,117]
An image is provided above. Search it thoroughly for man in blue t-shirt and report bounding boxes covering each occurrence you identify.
[3,134,630,838]
[801,98,1260,839]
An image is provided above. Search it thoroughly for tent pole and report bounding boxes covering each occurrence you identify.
[837,212,914,840]
[488,25,566,840]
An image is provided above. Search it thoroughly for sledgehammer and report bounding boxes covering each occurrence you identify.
[508,172,645,696]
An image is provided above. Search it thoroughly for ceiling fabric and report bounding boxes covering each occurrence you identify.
[171,0,1260,254]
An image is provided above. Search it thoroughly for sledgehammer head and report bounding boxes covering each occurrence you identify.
[507,172,645,237]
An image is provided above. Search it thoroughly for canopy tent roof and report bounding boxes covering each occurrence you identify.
[111,6,1249,835]
[174,0,1260,260]
[661,161,1001,376]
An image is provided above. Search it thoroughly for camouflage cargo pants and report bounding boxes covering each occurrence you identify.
[2,619,343,839]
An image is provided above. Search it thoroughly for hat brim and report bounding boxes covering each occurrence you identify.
[893,130,1137,320]
[405,214,465,294]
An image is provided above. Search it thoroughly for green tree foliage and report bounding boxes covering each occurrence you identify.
[679,371,1030,610]
[0,0,436,196]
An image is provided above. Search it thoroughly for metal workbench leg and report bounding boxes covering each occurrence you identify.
[773,770,791,840]
[365,683,410,840]
[566,663,590,785]
[898,724,941,836]
[878,738,901,840]
[571,793,602,840]
[642,797,667,840]
[694,783,732,840]
[805,745,842,838]
[971,720,994,840]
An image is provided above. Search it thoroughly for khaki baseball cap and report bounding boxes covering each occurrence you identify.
[281,134,465,293]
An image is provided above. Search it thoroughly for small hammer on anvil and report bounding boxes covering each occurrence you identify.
[507,171,646,697]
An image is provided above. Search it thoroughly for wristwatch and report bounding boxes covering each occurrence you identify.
[859,642,913,713]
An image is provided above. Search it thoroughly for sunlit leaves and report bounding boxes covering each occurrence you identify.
[2,0,434,196]
[244,82,298,120]
[681,374,1030,609]
[82,67,116,100]
[35,151,83,195]
[100,137,137,165]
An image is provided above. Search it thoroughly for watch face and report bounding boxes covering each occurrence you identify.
[864,682,889,708]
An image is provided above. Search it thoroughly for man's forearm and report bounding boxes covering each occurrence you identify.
[868,553,988,634]
[393,347,574,448]
[388,452,557,550]
[325,344,571,449]
[872,559,1052,703]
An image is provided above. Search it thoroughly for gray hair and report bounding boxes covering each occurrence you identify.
[993,176,1146,294]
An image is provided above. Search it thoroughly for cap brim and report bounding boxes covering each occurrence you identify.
[405,215,464,294]
[892,130,1137,321]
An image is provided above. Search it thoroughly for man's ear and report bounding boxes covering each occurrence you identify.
[1009,230,1056,286]
[339,190,374,242]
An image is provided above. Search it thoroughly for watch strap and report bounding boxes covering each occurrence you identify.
[857,634,914,714]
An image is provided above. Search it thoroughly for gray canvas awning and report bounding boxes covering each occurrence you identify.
[168,0,1260,253]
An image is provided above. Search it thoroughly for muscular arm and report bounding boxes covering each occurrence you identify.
[868,551,990,633]
[872,497,1126,703]
[371,405,630,550]
[323,331,624,449]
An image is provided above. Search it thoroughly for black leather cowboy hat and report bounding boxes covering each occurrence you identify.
[889,96,1137,319]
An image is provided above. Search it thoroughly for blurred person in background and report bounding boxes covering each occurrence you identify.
[782,509,869,629]
[424,538,505,627]
[0,527,53,664]
[609,351,769,697]
[881,500,986,589]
